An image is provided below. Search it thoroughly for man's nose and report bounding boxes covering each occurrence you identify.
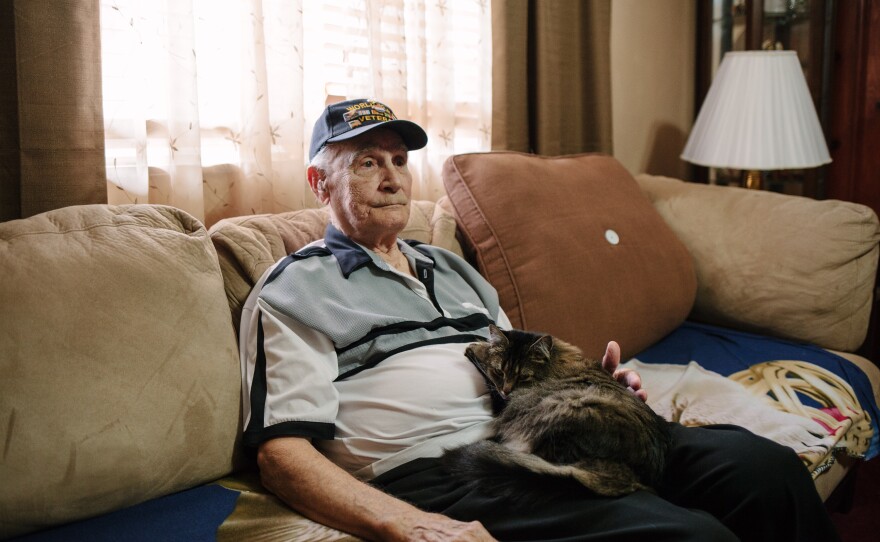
[380,164,405,191]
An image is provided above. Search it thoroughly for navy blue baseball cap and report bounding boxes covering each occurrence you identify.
[309,98,428,161]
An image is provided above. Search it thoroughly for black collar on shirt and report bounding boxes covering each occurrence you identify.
[324,224,373,278]
[323,224,436,279]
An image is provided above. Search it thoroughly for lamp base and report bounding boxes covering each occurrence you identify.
[744,170,763,190]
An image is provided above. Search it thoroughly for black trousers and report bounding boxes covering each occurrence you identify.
[371,424,840,542]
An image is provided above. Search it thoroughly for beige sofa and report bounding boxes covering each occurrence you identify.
[2,153,879,540]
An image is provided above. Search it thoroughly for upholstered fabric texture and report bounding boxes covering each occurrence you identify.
[208,200,463,335]
[0,205,241,538]
[636,174,880,353]
[442,152,697,360]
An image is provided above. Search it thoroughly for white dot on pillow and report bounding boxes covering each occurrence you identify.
[605,229,620,245]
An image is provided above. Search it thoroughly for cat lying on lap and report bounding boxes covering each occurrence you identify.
[443,325,671,500]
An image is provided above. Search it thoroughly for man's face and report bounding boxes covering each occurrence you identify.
[321,128,413,247]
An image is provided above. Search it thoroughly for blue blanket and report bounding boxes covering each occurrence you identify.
[15,484,239,542]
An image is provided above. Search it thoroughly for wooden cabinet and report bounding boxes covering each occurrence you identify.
[825,0,880,361]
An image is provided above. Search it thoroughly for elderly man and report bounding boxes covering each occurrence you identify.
[239,99,838,542]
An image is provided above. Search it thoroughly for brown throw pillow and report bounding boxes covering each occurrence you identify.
[442,151,697,360]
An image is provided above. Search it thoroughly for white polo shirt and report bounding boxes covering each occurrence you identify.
[239,225,511,478]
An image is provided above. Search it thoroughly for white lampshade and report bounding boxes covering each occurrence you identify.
[681,51,831,171]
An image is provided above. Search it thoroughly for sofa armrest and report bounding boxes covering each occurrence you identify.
[636,174,880,353]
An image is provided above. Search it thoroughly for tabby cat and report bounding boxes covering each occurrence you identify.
[443,325,671,500]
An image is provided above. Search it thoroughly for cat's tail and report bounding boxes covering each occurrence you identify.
[442,440,648,503]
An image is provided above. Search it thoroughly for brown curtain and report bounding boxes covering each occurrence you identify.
[0,0,106,222]
[492,0,613,156]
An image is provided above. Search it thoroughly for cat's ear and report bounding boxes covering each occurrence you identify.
[488,324,508,346]
[531,335,554,363]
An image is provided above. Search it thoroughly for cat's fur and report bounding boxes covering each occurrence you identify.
[443,325,671,500]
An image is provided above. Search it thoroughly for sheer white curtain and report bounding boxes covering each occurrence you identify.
[100,0,491,227]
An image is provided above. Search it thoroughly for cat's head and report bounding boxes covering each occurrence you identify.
[468,324,555,398]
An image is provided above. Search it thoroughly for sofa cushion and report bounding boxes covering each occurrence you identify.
[442,152,697,360]
[0,205,241,538]
[209,200,463,334]
[636,174,880,352]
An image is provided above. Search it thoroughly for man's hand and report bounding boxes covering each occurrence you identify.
[385,512,496,542]
[258,437,497,542]
[601,340,648,402]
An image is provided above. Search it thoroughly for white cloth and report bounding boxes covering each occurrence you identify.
[624,359,835,459]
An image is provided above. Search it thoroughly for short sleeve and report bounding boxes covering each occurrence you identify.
[240,297,340,447]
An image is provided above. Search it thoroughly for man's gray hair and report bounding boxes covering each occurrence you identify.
[309,144,335,178]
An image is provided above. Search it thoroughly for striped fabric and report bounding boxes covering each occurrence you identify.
[243,224,501,447]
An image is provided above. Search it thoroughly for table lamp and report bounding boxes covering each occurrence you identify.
[681,50,831,190]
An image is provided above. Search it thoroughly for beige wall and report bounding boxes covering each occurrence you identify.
[610,0,695,179]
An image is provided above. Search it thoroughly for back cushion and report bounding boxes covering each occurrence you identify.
[636,174,880,352]
[209,200,463,334]
[0,205,241,538]
[442,152,697,360]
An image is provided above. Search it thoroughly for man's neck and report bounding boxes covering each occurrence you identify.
[329,219,414,277]
[373,243,414,277]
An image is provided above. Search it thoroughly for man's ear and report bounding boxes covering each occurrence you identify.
[307,166,329,205]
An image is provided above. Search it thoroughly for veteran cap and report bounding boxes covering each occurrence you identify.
[309,98,428,161]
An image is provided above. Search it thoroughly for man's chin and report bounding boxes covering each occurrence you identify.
[378,207,410,232]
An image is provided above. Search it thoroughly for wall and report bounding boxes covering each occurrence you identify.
[610,0,696,179]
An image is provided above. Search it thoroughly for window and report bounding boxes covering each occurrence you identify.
[100,0,491,226]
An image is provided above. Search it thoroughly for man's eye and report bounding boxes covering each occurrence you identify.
[362,159,375,168]
[394,156,407,167]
